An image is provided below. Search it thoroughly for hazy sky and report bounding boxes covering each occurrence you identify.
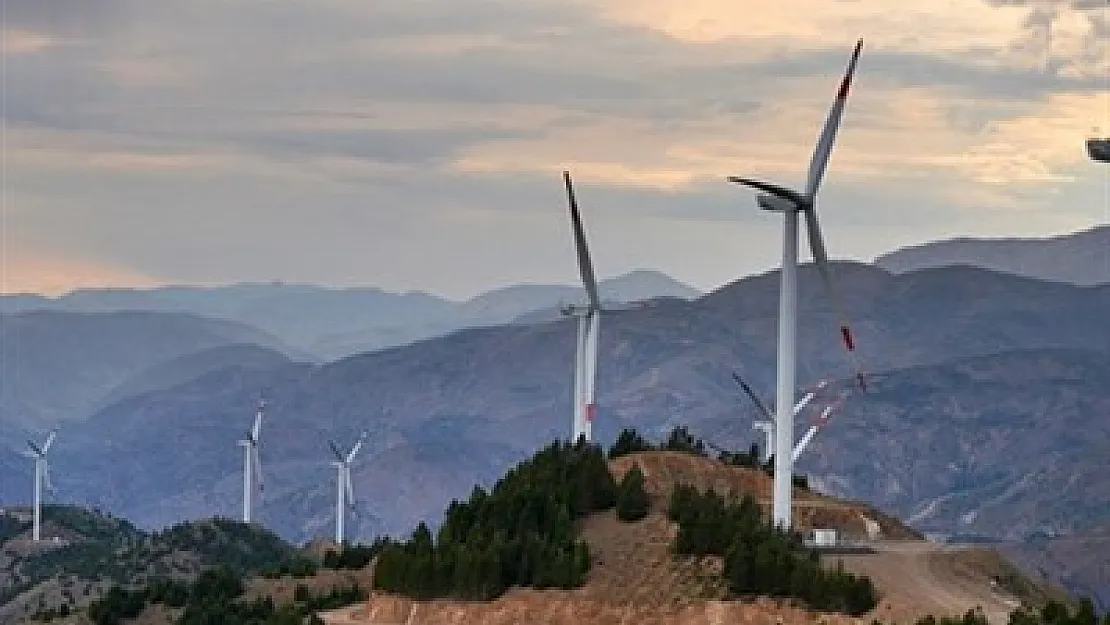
[2,0,1107,299]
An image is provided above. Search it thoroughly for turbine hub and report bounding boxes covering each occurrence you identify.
[757,193,802,213]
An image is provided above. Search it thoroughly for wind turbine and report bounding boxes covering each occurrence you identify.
[237,398,265,524]
[328,431,367,545]
[727,39,867,529]
[732,371,828,463]
[23,429,57,542]
[561,171,603,443]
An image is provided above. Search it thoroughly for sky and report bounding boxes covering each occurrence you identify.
[1,0,1107,300]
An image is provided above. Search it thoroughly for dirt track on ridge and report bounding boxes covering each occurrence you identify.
[829,541,1023,625]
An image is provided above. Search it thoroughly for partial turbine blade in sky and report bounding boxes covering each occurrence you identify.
[42,430,57,454]
[731,371,774,421]
[253,448,264,493]
[563,171,601,311]
[804,38,863,200]
[346,432,367,464]
[328,440,345,462]
[803,209,867,390]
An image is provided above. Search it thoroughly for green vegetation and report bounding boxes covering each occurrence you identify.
[615,463,650,522]
[86,565,365,625]
[668,484,878,616]
[372,438,616,600]
[153,517,304,575]
[608,428,654,459]
[905,601,1109,625]
[322,539,389,570]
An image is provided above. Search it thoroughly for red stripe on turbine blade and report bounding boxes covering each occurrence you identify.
[585,403,596,422]
[837,76,851,100]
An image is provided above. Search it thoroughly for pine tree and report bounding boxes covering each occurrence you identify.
[616,464,650,522]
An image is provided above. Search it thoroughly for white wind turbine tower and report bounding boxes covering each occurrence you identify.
[328,432,367,545]
[237,398,265,523]
[560,171,603,443]
[23,429,57,542]
[728,39,867,529]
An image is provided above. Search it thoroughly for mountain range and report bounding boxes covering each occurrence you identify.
[876,225,1110,286]
[2,234,1109,607]
[0,269,700,360]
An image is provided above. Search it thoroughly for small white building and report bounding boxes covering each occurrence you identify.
[812,528,838,547]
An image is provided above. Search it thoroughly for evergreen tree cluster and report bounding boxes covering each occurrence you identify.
[372,439,617,600]
[86,565,365,625]
[667,485,878,616]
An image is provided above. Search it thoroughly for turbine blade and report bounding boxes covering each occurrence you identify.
[42,430,57,453]
[346,432,367,464]
[804,39,863,200]
[251,403,264,442]
[731,371,774,421]
[726,178,805,205]
[344,467,355,509]
[253,448,264,494]
[803,209,867,390]
[563,171,602,311]
[327,440,344,462]
[44,460,55,494]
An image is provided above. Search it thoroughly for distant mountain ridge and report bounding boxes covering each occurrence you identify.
[0,270,700,359]
[876,225,1110,285]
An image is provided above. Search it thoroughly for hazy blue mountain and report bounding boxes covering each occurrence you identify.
[876,225,1110,285]
[21,264,1108,561]
[93,343,295,411]
[0,310,301,435]
[0,270,700,359]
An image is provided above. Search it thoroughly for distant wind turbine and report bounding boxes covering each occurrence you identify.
[560,171,604,443]
[727,39,868,529]
[328,431,367,545]
[237,398,265,523]
[732,371,827,463]
[23,429,57,542]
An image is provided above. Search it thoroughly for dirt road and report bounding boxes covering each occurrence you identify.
[828,541,1023,625]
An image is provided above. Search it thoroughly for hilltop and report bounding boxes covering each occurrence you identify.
[322,449,1062,625]
[0,506,306,624]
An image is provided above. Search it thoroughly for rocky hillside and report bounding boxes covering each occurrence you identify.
[876,225,1110,286]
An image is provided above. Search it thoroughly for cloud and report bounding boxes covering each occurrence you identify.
[2,0,1107,297]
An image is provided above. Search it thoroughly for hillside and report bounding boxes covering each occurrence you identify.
[0,506,304,624]
[322,451,1056,625]
[41,267,1110,545]
[876,225,1110,286]
[1006,524,1110,611]
[0,310,299,434]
